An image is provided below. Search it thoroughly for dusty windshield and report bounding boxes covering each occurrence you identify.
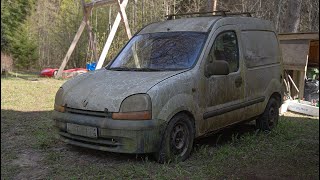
[108,32,207,71]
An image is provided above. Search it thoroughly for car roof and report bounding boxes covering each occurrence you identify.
[138,16,275,34]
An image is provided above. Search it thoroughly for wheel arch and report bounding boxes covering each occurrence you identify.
[163,110,197,138]
[269,92,282,106]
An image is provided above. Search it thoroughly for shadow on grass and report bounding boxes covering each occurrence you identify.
[1,109,318,164]
[194,121,257,148]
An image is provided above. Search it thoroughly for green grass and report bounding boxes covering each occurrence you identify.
[1,73,319,179]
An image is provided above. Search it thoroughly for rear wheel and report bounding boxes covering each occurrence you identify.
[256,98,280,131]
[155,113,194,163]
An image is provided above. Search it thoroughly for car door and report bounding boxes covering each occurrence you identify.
[202,25,246,133]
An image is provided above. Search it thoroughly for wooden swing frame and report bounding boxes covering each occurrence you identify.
[55,0,132,78]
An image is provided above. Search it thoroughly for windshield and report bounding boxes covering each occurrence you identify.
[108,32,207,71]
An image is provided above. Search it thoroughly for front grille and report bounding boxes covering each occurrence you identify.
[59,131,120,148]
[65,107,112,118]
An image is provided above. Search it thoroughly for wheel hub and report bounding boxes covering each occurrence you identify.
[268,106,277,127]
[170,123,189,155]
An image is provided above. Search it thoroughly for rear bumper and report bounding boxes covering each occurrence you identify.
[53,111,166,154]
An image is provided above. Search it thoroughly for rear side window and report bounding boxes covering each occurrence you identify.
[208,31,239,73]
[241,31,280,68]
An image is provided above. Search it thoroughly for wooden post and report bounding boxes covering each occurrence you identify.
[213,0,218,11]
[56,19,86,78]
[116,0,140,67]
[81,0,98,61]
[95,0,129,69]
[298,58,308,99]
[117,0,132,39]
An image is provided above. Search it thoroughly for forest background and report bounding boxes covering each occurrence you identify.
[1,0,319,70]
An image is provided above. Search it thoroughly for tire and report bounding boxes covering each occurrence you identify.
[154,113,195,163]
[256,98,280,131]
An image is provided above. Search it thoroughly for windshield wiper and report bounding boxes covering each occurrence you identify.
[108,67,164,71]
[108,67,133,71]
[133,68,163,71]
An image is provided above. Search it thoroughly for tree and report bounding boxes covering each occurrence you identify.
[9,23,38,69]
[1,0,35,51]
[283,0,303,32]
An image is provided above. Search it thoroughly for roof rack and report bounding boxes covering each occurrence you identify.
[165,11,254,20]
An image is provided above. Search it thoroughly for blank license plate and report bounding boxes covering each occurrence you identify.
[67,123,98,138]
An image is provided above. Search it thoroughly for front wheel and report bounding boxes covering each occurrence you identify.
[154,113,194,163]
[256,98,280,131]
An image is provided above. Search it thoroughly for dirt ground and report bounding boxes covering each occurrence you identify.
[1,74,319,179]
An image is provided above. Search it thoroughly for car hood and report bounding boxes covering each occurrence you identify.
[61,69,183,112]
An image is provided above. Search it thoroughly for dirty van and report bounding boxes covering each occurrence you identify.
[53,12,283,163]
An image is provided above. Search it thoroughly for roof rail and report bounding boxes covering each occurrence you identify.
[165,10,230,20]
[165,11,254,20]
[228,12,254,17]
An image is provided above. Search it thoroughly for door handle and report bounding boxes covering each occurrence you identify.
[235,76,242,87]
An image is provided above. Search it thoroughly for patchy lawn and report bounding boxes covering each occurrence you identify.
[1,73,319,179]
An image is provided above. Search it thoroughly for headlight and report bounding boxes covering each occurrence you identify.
[112,94,152,120]
[54,87,65,112]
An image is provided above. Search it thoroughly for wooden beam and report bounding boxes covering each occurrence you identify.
[81,0,98,61]
[278,32,319,40]
[95,0,129,69]
[116,0,140,67]
[283,64,306,71]
[298,57,308,99]
[117,0,132,39]
[56,19,86,78]
[288,74,299,94]
[213,0,218,11]
[298,70,306,99]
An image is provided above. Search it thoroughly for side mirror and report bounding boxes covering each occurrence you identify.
[205,60,230,77]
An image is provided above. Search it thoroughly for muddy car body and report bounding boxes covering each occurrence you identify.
[53,15,283,162]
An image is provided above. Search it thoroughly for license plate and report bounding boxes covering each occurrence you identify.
[67,123,98,138]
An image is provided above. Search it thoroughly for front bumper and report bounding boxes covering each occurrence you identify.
[53,111,166,154]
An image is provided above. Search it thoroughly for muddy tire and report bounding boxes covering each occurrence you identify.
[154,113,194,163]
[256,98,280,131]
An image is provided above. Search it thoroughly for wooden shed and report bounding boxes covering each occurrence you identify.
[278,32,319,99]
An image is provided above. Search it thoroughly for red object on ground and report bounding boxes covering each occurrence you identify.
[40,68,88,78]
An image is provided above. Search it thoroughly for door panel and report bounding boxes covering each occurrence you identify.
[202,26,246,133]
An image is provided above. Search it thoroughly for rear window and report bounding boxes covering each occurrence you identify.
[241,31,280,68]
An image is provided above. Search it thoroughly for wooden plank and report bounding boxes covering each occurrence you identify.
[279,39,310,67]
[278,32,319,40]
[283,64,306,71]
[116,0,140,67]
[56,19,86,78]
[298,70,306,99]
[308,40,319,66]
[95,0,128,69]
[288,74,299,93]
[298,57,308,99]
[117,0,132,39]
